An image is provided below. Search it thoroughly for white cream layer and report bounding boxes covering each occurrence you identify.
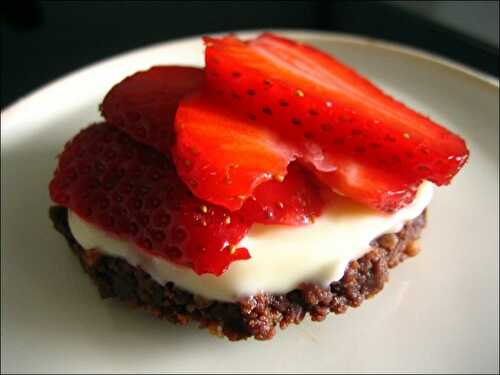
[68,182,433,302]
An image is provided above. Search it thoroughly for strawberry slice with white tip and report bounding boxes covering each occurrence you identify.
[309,157,419,212]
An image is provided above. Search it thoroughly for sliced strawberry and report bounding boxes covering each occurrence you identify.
[101,66,204,155]
[50,123,250,276]
[173,90,297,211]
[204,33,469,188]
[308,157,419,212]
[102,67,324,223]
[241,163,324,225]
[173,89,415,213]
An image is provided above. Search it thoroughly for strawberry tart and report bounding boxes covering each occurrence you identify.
[49,33,469,340]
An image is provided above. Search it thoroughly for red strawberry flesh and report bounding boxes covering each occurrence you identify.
[172,88,417,212]
[101,66,204,156]
[102,66,324,224]
[173,90,297,211]
[240,163,324,225]
[202,33,469,209]
[309,158,418,212]
[50,123,250,276]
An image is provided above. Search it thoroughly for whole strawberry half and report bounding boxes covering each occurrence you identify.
[200,33,469,211]
[101,66,204,156]
[50,123,250,275]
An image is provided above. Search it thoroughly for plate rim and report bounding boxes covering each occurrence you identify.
[1,28,498,124]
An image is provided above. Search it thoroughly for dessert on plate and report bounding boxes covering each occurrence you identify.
[49,33,469,340]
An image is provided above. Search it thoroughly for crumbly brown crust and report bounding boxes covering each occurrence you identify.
[50,206,426,341]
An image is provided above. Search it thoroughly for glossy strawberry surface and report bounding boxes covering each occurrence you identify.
[50,123,250,275]
[201,33,469,211]
[101,66,204,156]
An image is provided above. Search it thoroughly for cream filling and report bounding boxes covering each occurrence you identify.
[68,181,434,302]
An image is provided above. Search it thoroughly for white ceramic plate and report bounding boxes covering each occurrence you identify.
[2,30,499,374]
